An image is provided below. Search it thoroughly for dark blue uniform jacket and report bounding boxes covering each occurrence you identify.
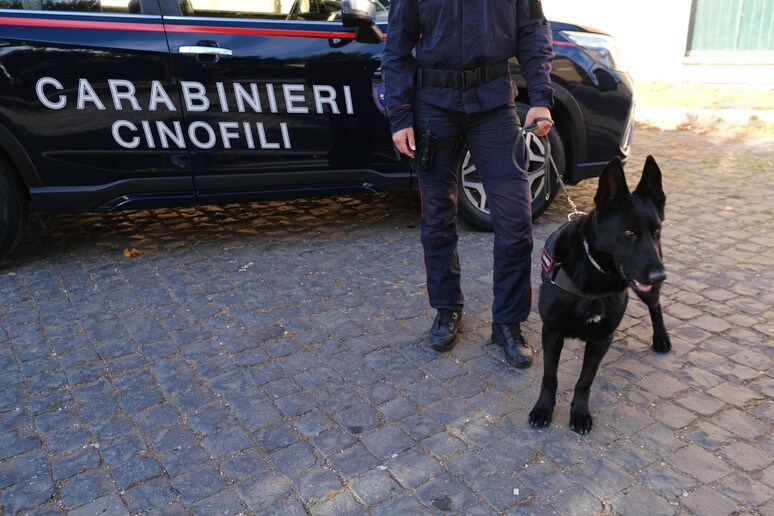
[382,0,555,134]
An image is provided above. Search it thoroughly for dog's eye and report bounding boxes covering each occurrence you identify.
[624,229,636,238]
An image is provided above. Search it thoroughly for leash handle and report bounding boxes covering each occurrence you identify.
[522,117,554,133]
[512,120,586,220]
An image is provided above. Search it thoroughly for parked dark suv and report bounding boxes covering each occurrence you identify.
[0,0,634,260]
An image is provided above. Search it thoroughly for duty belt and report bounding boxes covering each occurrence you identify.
[417,61,509,90]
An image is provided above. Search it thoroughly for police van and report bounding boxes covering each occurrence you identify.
[0,0,634,260]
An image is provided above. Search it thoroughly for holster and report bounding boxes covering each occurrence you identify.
[416,132,465,170]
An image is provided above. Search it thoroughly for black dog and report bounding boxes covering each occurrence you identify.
[529,155,671,435]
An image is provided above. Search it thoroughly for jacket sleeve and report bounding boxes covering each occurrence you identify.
[516,0,555,109]
[381,0,420,134]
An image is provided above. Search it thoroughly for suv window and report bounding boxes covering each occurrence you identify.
[181,0,295,18]
[2,0,145,13]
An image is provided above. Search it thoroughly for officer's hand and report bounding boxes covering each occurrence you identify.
[392,127,416,158]
[525,106,553,137]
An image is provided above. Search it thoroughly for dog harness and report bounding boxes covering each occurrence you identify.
[541,226,621,299]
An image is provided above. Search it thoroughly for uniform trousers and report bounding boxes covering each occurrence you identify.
[414,99,533,324]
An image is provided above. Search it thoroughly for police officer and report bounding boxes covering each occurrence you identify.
[382,0,554,368]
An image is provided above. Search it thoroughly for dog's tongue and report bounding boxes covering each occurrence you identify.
[634,280,652,293]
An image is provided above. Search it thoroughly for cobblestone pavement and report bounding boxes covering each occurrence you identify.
[1,124,772,515]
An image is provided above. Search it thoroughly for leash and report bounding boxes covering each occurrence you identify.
[513,118,585,220]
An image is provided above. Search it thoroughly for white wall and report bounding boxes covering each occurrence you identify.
[542,0,774,86]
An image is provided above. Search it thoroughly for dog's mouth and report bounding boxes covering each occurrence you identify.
[620,267,658,294]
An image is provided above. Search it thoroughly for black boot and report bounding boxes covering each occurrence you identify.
[491,323,532,368]
[429,310,463,352]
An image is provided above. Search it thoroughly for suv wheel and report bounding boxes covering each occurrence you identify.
[457,127,565,230]
[0,159,28,261]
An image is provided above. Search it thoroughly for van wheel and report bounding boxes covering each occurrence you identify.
[0,159,28,261]
[457,127,565,230]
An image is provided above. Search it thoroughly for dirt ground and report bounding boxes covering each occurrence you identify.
[635,82,774,110]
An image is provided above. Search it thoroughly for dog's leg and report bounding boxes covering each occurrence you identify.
[647,300,671,353]
[636,287,671,353]
[569,336,612,435]
[528,326,564,428]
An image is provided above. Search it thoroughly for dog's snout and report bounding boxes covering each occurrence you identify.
[648,269,666,285]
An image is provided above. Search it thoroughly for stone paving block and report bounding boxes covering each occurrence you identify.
[111,456,165,490]
[43,425,92,456]
[649,401,698,429]
[68,494,129,516]
[308,491,364,515]
[636,372,689,399]
[680,486,739,515]
[683,421,735,450]
[674,391,726,417]
[571,457,635,500]
[333,403,381,436]
[293,467,344,503]
[638,462,695,500]
[234,472,295,512]
[201,426,252,459]
[479,435,536,471]
[717,472,774,509]
[123,478,178,513]
[60,469,116,510]
[170,466,226,505]
[706,381,764,408]
[51,447,101,481]
[158,442,211,477]
[190,490,247,516]
[386,446,444,489]
[187,404,237,434]
[91,416,134,442]
[132,402,181,432]
[0,474,56,514]
[253,422,300,452]
[549,485,605,515]
[422,431,466,459]
[443,451,498,487]
[310,427,358,458]
[668,444,733,483]
[711,407,770,440]
[516,463,572,500]
[609,485,676,516]
[268,440,318,477]
[415,472,479,512]
[329,443,380,479]
[348,468,402,507]
[0,428,40,461]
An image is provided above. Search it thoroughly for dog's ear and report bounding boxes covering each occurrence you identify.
[635,155,666,219]
[594,156,630,211]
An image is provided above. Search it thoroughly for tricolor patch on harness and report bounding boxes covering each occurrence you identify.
[541,247,554,273]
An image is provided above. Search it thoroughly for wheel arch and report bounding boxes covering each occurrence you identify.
[516,81,587,185]
[0,121,40,194]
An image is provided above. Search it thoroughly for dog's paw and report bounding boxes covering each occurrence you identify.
[569,411,593,435]
[652,333,672,353]
[528,407,553,428]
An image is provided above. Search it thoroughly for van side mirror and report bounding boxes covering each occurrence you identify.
[341,0,383,43]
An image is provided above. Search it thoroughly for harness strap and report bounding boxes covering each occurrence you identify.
[417,60,509,90]
[541,226,621,300]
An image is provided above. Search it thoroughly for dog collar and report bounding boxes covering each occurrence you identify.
[583,237,607,275]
